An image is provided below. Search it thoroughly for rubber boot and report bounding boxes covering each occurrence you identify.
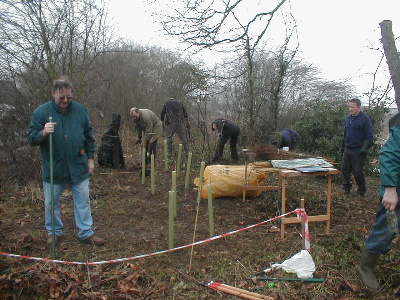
[357,247,380,290]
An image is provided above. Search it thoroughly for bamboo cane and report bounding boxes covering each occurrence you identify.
[189,161,206,270]
[207,184,214,236]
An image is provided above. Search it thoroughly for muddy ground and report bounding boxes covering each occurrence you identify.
[1,145,399,299]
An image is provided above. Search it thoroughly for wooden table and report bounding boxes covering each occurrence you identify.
[242,163,340,238]
[242,166,280,201]
[279,168,340,238]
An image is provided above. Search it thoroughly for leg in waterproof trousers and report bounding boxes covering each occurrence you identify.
[176,122,189,154]
[229,132,239,163]
[357,247,380,290]
[353,152,367,196]
[165,123,174,157]
[212,135,228,163]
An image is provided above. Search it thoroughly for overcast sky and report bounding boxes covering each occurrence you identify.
[106,0,400,98]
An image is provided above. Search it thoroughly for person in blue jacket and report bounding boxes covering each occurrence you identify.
[272,128,300,150]
[28,76,105,247]
[358,112,400,290]
[341,98,374,197]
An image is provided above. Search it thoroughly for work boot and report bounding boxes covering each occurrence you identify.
[79,234,106,246]
[46,235,61,248]
[357,247,380,290]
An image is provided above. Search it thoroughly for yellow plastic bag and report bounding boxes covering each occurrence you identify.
[194,165,266,199]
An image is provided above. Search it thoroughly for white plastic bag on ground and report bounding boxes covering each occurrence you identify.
[271,250,315,278]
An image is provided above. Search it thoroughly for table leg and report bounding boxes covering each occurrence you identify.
[326,174,332,234]
[280,175,286,239]
[243,159,248,202]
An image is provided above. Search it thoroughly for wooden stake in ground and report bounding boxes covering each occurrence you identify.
[207,184,215,236]
[189,161,205,270]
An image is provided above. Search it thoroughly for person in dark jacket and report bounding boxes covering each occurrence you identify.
[130,107,163,173]
[357,112,400,290]
[271,128,300,150]
[98,114,125,169]
[160,98,189,157]
[27,76,105,247]
[341,98,374,196]
[211,118,240,163]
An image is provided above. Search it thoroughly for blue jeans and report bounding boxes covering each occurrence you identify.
[365,202,399,254]
[43,179,94,239]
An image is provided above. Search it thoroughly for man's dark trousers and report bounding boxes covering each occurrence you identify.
[341,148,367,193]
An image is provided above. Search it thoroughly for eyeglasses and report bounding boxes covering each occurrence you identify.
[59,96,73,101]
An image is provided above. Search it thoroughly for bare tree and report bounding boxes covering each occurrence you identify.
[379,20,400,110]
[0,0,111,103]
[0,0,112,183]
[159,0,291,139]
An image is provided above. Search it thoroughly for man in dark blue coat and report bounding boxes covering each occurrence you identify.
[341,98,374,196]
[279,128,300,150]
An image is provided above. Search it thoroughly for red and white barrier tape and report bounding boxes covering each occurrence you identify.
[296,208,311,250]
[0,209,309,265]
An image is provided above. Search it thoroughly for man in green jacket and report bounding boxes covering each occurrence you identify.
[28,76,105,247]
[358,113,400,290]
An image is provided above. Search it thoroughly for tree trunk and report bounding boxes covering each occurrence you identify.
[379,20,400,110]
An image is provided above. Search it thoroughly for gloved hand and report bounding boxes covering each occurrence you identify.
[360,140,374,154]
[135,138,142,145]
[88,158,94,174]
